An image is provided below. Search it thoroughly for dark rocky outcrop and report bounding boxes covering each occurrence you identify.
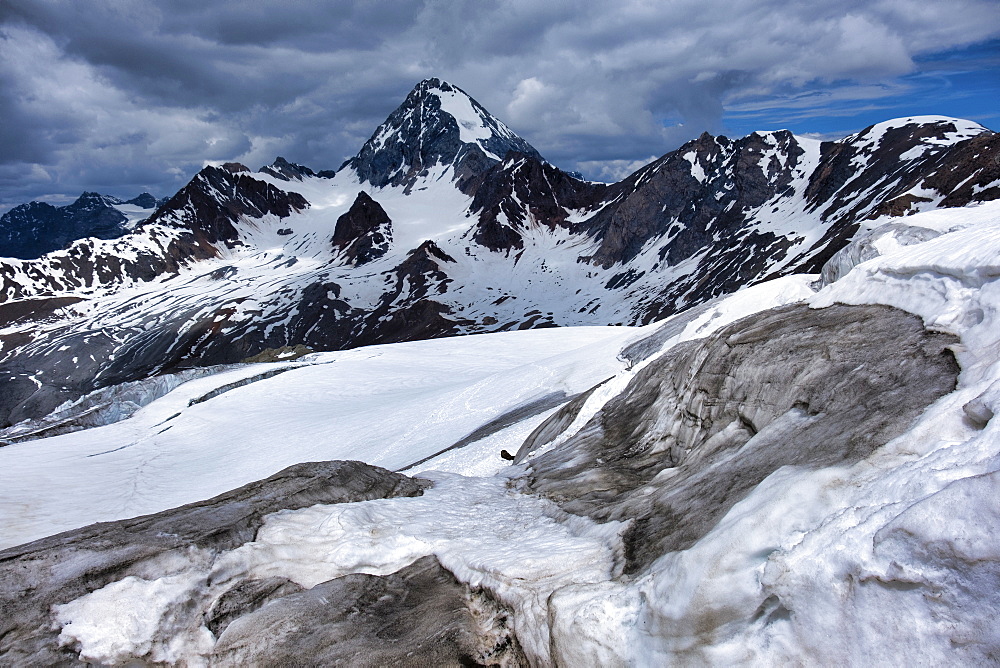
[213,556,527,667]
[926,131,1000,208]
[149,165,310,247]
[788,120,997,274]
[0,461,428,665]
[125,192,167,209]
[582,130,805,269]
[522,303,960,573]
[345,240,474,346]
[258,156,317,181]
[0,193,129,259]
[332,191,393,264]
[806,119,978,216]
[469,152,607,252]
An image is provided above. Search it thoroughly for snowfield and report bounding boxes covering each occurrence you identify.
[0,325,636,548]
[4,200,1000,663]
[0,273,816,550]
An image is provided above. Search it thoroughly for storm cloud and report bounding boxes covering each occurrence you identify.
[1,0,998,207]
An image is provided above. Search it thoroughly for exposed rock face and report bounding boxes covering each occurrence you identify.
[366,240,468,334]
[928,131,1000,207]
[331,191,393,264]
[585,130,806,269]
[151,164,310,247]
[469,152,607,252]
[0,193,129,259]
[258,156,318,181]
[0,461,427,665]
[344,78,542,190]
[806,119,987,218]
[522,303,960,573]
[213,556,527,667]
[125,192,167,209]
[792,118,997,273]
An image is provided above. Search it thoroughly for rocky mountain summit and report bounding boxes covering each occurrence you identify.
[344,77,542,191]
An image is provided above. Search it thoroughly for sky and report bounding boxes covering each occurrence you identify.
[1,0,998,212]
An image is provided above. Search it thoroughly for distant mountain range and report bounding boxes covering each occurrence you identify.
[0,77,997,428]
[0,192,167,259]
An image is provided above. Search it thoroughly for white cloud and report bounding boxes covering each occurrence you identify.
[1,0,998,202]
[575,156,660,183]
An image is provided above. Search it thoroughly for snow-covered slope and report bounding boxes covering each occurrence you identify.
[0,274,817,550]
[4,200,1000,665]
[0,325,639,547]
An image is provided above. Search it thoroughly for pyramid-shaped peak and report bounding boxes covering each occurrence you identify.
[409,77,454,95]
[405,78,476,101]
[345,78,542,190]
[402,78,518,147]
[259,156,317,182]
[68,192,121,209]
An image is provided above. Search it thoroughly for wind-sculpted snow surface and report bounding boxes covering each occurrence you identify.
[533,200,1000,664]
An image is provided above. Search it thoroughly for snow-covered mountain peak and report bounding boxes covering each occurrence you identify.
[414,78,527,155]
[258,156,335,182]
[848,115,990,145]
[344,77,542,191]
[842,115,991,164]
[66,192,121,212]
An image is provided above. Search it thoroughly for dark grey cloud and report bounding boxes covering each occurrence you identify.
[1,0,999,210]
